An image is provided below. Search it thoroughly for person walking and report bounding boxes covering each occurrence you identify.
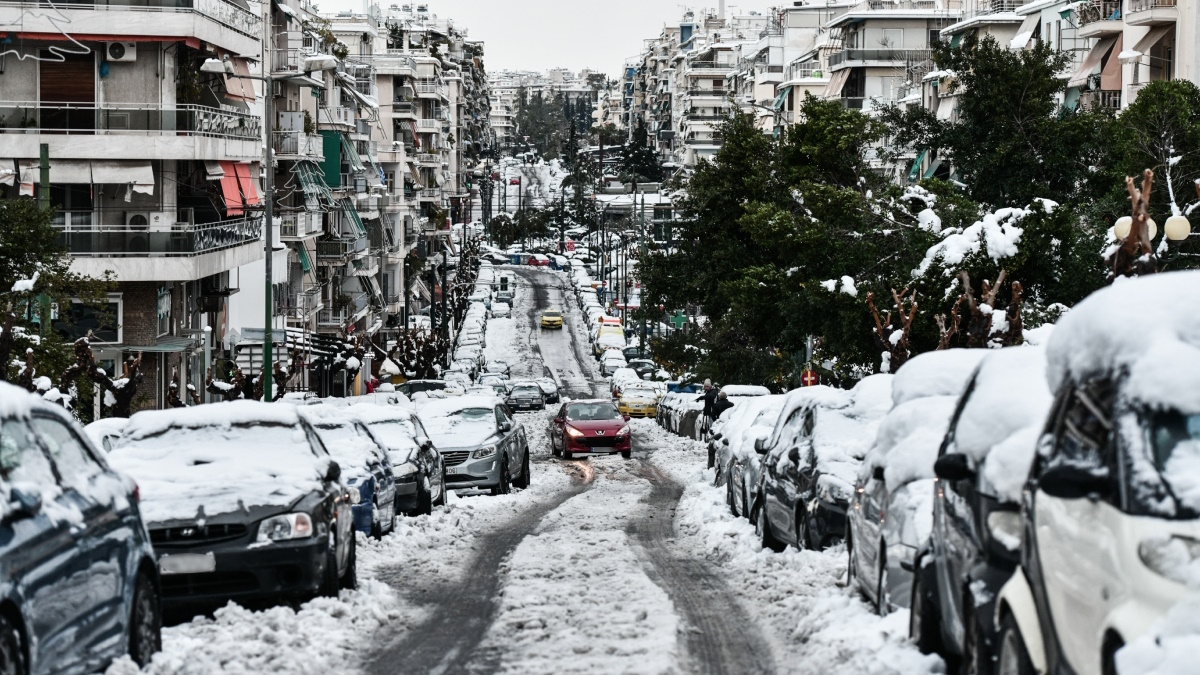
[696,379,718,436]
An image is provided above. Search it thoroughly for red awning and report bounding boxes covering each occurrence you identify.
[233,162,260,208]
[218,160,243,215]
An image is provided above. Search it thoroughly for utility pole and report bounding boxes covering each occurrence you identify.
[440,250,449,362]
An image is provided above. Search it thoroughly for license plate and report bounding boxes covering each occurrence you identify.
[447,466,462,475]
[159,552,216,575]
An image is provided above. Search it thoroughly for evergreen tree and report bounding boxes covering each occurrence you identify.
[621,119,662,183]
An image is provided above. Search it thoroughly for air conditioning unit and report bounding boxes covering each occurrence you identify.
[106,42,137,63]
[125,211,171,229]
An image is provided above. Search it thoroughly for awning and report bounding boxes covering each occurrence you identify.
[219,161,244,216]
[216,48,256,102]
[1129,25,1173,59]
[923,158,944,180]
[92,161,154,194]
[17,161,34,196]
[233,162,260,208]
[341,133,366,174]
[1009,14,1040,50]
[908,149,928,183]
[936,96,957,121]
[295,161,335,207]
[21,159,91,184]
[204,160,224,180]
[337,72,379,110]
[772,85,791,111]
[1063,86,1082,112]
[949,34,962,49]
[407,163,424,188]
[132,336,197,353]
[339,198,366,235]
[1100,35,1123,91]
[823,69,850,99]
[298,245,312,273]
[1067,35,1118,88]
[273,0,297,22]
[0,159,15,186]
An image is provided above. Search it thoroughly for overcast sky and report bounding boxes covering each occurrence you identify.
[320,1,740,77]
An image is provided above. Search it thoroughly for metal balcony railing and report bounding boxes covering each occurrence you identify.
[417,188,442,201]
[272,47,316,74]
[318,291,369,326]
[828,49,932,67]
[1,102,260,139]
[55,216,262,257]
[1128,0,1177,12]
[415,153,440,165]
[290,285,324,318]
[271,131,324,159]
[318,106,354,127]
[416,119,441,129]
[316,236,369,260]
[1077,0,1123,26]
[0,0,262,38]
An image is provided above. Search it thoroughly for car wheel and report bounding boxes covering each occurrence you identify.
[621,449,631,459]
[707,444,715,469]
[491,454,512,495]
[513,451,531,489]
[563,444,573,461]
[339,534,357,591]
[320,537,340,598]
[0,613,25,675]
[129,570,162,667]
[796,505,811,550]
[996,614,1035,675]
[910,553,944,655]
[756,503,785,553]
[726,478,738,517]
[417,477,433,516]
[876,545,889,616]
[434,468,447,507]
[847,529,859,593]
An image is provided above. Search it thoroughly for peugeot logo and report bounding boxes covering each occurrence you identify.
[595,430,605,435]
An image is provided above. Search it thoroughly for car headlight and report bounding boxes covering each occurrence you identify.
[565,426,585,439]
[346,488,361,504]
[1138,536,1200,585]
[986,511,1022,552]
[472,444,497,459]
[616,425,631,437]
[395,461,419,482]
[256,513,314,543]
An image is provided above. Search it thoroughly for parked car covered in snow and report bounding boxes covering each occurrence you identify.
[911,346,1052,673]
[109,401,356,613]
[715,394,786,517]
[85,416,129,453]
[536,378,561,404]
[753,375,893,552]
[351,404,445,516]
[994,273,1200,675]
[506,381,546,412]
[418,395,531,494]
[0,383,162,671]
[301,405,398,538]
[848,349,987,616]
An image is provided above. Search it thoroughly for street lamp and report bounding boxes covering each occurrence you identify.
[200,53,337,400]
[1165,214,1192,241]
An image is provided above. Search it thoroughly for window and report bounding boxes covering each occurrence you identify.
[157,286,172,337]
[54,294,122,343]
[881,29,904,49]
[1054,384,1115,470]
[32,416,102,492]
[0,418,56,487]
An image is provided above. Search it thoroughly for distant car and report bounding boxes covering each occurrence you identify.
[622,345,650,361]
[600,350,628,377]
[397,380,448,398]
[549,399,632,460]
[540,309,563,329]
[419,396,531,494]
[84,416,129,453]
[492,302,511,318]
[506,381,546,411]
[0,383,161,672]
[617,384,660,419]
[488,359,512,377]
[351,404,446,517]
[627,358,656,379]
[536,377,560,404]
[302,406,399,539]
[529,254,551,267]
[109,401,356,613]
[754,375,893,552]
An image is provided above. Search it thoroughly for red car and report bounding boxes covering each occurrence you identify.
[529,254,551,267]
[549,400,632,460]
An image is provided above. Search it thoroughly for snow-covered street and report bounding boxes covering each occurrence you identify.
[108,267,941,675]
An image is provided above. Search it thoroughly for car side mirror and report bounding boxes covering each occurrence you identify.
[1038,464,1111,501]
[933,453,974,482]
[754,438,769,455]
[421,440,435,452]
[623,414,630,422]
[324,461,342,483]
[872,465,885,482]
[7,486,42,520]
[788,447,800,463]
[500,420,513,432]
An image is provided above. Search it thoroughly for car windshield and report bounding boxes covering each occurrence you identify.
[567,403,623,421]
[313,422,378,476]
[1144,410,1200,515]
[512,386,541,397]
[544,311,561,318]
[625,388,657,398]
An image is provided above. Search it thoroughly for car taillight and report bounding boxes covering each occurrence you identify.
[132,482,140,502]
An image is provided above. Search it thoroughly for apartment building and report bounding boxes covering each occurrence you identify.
[0,0,265,408]
[488,68,600,154]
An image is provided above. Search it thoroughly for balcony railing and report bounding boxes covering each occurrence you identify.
[271,131,324,159]
[272,47,317,74]
[788,63,824,80]
[289,285,324,318]
[1077,0,1123,26]
[415,153,440,165]
[417,188,442,201]
[686,89,727,97]
[828,49,932,68]
[0,102,260,139]
[0,0,262,38]
[1128,0,1177,11]
[416,119,441,129]
[318,106,355,127]
[279,212,322,238]
[318,291,369,326]
[393,101,417,116]
[55,216,262,257]
[316,236,369,260]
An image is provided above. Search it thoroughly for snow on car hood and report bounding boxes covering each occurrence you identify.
[419,399,501,449]
[108,422,328,525]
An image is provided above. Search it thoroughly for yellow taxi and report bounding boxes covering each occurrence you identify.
[540,309,563,329]
[617,385,661,418]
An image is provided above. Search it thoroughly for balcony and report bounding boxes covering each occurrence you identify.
[392,101,418,118]
[271,47,317,76]
[271,131,324,161]
[316,236,369,260]
[1077,1,1124,36]
[318,106,355,128]
[828,49,932,70]
[686,89,728,98]
[55,214,261,257]
[279,212,322,239]
[417,188,442,202]
[416,119,442,130]
[415,152,440,166]
[289,285,324,319]
[415,82,448,98]
[0,102,260,160]
[318,291,369,327]
[0,0,260,55]
[1126,0,1178,25]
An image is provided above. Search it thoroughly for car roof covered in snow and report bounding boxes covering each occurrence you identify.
[123,400,303,440]
[1046,271,1200,413]
[722,385,772,398]
[417,394,504,417]
[891,348,990,407]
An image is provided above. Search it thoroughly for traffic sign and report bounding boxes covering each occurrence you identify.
[801,370,818,387]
